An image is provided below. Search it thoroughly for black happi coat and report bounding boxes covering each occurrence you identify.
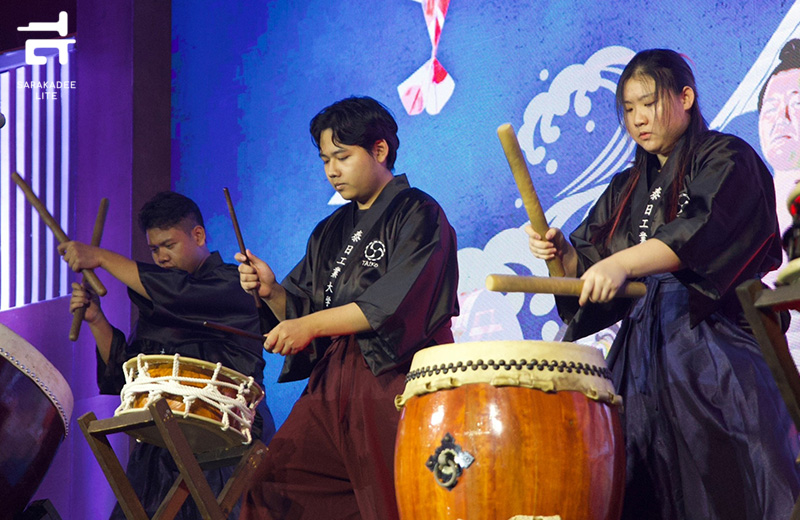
[98,251,266,392]
[560,131,782,340]
[262,174,459,382]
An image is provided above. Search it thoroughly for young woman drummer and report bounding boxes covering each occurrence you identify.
[527,48,800,520]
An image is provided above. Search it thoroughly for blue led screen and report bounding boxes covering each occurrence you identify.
[172,0,800,426]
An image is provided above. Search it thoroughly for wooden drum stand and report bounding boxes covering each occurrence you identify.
[79,398,266,520]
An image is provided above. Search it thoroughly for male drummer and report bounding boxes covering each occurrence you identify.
[59,191,275,520]
[235,96,460,520]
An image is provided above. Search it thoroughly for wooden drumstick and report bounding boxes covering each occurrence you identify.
[203,320,264,342]
[224,187,262,308]
[485,274,646,298]
[12,172,107,296]
[70,198,109,341]
[497,123,565,278]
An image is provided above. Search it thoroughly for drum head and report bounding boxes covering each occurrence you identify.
[396,340,620,409]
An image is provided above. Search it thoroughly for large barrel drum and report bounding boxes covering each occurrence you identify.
[0,324,73,519]
[394,341,625,520]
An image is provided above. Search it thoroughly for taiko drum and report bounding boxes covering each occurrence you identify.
[0,325,73,519]
[115,354,264,453]
[394,341,625,520]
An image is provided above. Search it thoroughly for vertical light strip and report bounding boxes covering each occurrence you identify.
[0,47,75,310]
[0,72,10,310]
[60,60,69,296]
[45,59,55,301]
[15,67,27,307]
[31,64,41,303]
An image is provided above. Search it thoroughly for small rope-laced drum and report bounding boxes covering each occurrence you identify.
[115,354,264,453]
[0,324,74,518]
[394,341,625,520]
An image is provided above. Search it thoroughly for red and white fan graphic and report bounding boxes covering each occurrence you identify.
[398,0,454,115]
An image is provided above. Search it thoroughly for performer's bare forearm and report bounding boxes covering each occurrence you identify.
[97,249,148,299]
[563,244,578,278]
[263,283,287,321]
[611,238,682,277]
[304,302,372,337]
[263,302,372,356]
[86,313,114,364]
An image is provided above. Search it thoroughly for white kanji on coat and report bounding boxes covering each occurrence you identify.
[650,187,662,200]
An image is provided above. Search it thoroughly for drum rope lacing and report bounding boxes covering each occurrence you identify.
[405,358,613,383]
[0,346,70,437]
[116,354,258,443]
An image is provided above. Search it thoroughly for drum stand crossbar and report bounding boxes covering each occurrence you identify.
[78,398,267,520]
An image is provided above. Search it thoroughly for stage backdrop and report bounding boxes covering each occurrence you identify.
[171,0,800,427]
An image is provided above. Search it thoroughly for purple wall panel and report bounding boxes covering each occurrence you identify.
[0,0,170,517]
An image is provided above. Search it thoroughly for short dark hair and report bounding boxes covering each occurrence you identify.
[137,191,204,233]
[309,96,400,170]
[759,39,800,112]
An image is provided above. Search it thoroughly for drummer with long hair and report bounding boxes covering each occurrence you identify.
[527,48,800,519]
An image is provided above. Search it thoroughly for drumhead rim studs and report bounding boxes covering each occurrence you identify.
[0,346,70,437]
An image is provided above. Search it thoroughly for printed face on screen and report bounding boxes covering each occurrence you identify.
[623,76,692,165]
[319,128,389,209]
[759,69,800,172]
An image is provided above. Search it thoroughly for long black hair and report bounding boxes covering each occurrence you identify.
[594,49,709,249]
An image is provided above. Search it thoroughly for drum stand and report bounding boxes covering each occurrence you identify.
[736,279,800,520]
[78,398,267,520]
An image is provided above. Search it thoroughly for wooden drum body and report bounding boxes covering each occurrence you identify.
[115,354,264,453]
[0,325,73,518]
[394,341,625,520]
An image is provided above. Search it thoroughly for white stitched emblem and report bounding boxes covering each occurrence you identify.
[677,192,690,216]
[364,240,386,261]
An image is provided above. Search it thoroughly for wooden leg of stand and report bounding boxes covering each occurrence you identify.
[737,280,800,516]
[78,412,149,520]
[737,280,800,430]
[151,476,190,520]
[149,399,225,520]
[217,440,268,516]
